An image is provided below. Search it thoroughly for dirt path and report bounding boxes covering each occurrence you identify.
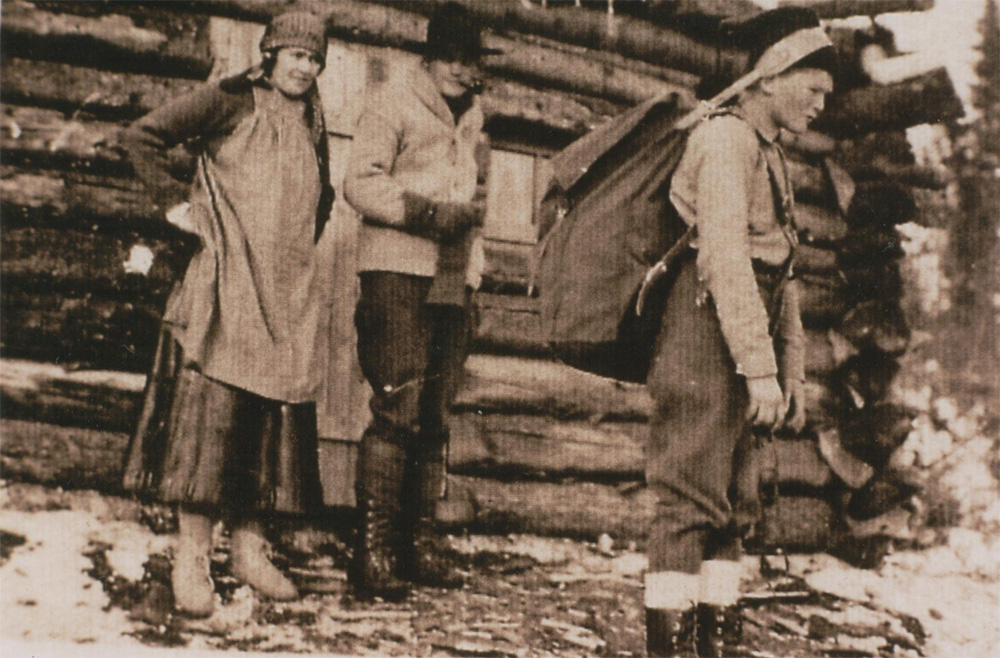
[2,483,996,657]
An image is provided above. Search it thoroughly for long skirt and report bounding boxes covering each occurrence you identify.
[122,327,324,515]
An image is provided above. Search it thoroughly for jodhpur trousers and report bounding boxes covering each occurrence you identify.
[645,259,770,574]
[354,272,473,499]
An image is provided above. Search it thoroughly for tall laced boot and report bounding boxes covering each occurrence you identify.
[230,518,298,601]
[402,448,464,589]
[172,508,216,618]
[696,560,745,657]
[645,571,700,657]
[349,434,410,602]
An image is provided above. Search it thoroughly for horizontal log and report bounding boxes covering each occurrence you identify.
[0,3,212,79]
[451,477,838,548]
[0,418,130,490]
[0,358,837,489]
[449,412,645,479]
[0,359,145,434]
[1,293,165,372]
[2,226,183,295]
[796,245,839,276]
[512,31,702,90]
[832,350,901,407]
[796,203,850,246]
[838,403,914,468]
[776,0,934,19]
[1,58,199,121]
[787,159,830,204]
[800,275,851,329]
[457,354,651,422]
[448,1,749,78]
[0,357,604,437]
[33,0,694,107]
[839,263,904,302]
[0,58,615,146]
[448,476,653,540]
[1,105,194,178]
[814,68,964,137]
[482,81,620,145]
[837,130,915,166]
[845,473,916,521]
[0,413,839,548]
[804,328,858,377]
[837,301,910,355]
[483,34,694,107]
[782,130,838,156]
[1,415,840,548]
[0,287,543,371]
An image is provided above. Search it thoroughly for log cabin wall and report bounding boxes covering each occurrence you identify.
[0,0,963,553]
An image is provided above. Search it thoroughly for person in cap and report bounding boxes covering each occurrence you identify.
[342,1,499,601]
[643,7,836,656]
[121,8,334,616]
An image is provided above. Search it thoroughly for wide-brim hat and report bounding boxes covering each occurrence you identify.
[260,9,328,59]
[696,7,837,99]
[724,7,838,78]
[423,2,502,62]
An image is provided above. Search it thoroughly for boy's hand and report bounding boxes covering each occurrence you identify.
[778,377,807,434]
[746,376,786,428]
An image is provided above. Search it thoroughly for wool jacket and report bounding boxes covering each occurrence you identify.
[669,113,805,382]
[343,62,486,288]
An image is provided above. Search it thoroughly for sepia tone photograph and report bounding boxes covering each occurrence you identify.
[0,1,997,657]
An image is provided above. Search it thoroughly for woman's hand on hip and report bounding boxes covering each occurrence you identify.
[746,375,786,428]
[165,202,198,235]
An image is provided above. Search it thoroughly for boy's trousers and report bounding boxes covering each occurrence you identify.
[645,258,786,573]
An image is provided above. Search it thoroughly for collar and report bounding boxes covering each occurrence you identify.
[408,62,456,128]
[730,106,780,145]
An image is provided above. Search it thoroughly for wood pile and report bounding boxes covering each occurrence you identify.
[1,0,960,560]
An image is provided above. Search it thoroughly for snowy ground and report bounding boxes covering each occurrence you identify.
[1,482,997,658]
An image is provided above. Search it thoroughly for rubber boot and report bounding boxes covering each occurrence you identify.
[349,433,410,602]
[402,450,464,589]
[230,519,298,601]
[172,508,215,618]
[646,608,699,657]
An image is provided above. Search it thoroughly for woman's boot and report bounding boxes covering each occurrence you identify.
[349,434,410,602]
[172,508,216,617]
[230,518,298,601]
[645,571,700,657]
[402,448,464,589]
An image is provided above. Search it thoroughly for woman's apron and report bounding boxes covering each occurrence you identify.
[165,86,332,403]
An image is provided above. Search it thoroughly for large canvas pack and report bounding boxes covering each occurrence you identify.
[534,95,693,383]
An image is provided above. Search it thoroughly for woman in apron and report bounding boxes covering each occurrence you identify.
[121,10,334,617]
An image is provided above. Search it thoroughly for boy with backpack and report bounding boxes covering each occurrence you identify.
[537,6,838,656]
[641,9,836,656]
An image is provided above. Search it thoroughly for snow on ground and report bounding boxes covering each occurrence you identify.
[2,483,998,657]
[1,508,144,648]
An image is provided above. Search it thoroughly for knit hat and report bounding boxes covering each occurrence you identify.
[260,9,327,59]
[424,2,502,62]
